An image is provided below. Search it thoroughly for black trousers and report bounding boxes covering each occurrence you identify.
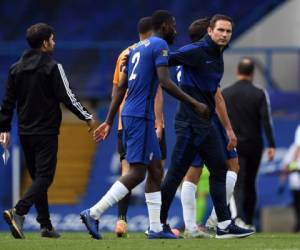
[234,143,263,225]
[292,190,300,232]
[15,135,58,229]
[161,123,230,224]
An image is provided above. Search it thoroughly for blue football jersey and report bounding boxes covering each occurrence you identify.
[169,35,225,126]
[122,36,169,120]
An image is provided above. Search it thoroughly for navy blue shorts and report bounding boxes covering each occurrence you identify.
[122,116,161,165]
[191,117,237,168]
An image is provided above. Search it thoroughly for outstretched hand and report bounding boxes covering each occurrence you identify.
[87,118,96,133]
[93,122,111,142]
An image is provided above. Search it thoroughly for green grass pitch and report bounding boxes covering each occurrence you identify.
[1,232,300,250]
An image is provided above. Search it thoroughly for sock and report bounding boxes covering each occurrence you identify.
[181,181,197,231]
[218,219,231,229]
[145,191,163,233]
[117,191,132,221]
[90,181,129,220]
[210,170,238,222]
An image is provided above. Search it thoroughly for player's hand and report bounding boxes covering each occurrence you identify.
[93,122,111,142]
[194,102,210,119]
[267,147,276,161]
[0,132,10,148]
[86,118,96,133]
[155,126,163,141]
[226,129,237,151]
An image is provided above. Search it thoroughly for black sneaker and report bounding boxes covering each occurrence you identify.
[216,222,255,239]
[41,227,61,238]
[3,208,25,239]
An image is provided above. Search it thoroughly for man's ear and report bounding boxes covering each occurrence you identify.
[42,40,48,49]
[207,26,212,36]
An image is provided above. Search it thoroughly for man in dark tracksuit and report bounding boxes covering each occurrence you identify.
[222,57,276,227]
[160,14,254,238]
[0,23,94,239]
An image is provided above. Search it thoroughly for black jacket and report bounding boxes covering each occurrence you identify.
[222,80,275,148]
[0,49,92,135]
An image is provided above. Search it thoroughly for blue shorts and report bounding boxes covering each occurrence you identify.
[122,116,161,165]
[191,117,238,168]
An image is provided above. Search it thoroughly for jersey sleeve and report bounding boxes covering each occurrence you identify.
[52,64,93,121]
[153,39,169,67]
[113,55,121,85]
[0,71,16,132]
[295,125,300,146]
[169,45,205,67]
[259,89,276,148]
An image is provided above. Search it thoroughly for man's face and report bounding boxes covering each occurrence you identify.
[208,20,232,47]
[163,17,177,45]
[43,34,55,53]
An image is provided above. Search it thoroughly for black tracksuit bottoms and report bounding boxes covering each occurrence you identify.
[161,123,230,224]
[15,135,58,229]
[234,143,263,225]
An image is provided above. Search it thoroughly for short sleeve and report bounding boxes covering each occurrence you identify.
[153,39,169,67]
[113,56,121,85]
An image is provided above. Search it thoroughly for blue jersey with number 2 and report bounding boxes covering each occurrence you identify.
[122,36,169,120]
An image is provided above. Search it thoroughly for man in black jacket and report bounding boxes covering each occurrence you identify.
[222,57,276,229]
[0,23,94,239]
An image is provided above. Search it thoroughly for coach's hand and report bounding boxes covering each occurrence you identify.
[87,118,96,133]
[0,132,10,148]
[194,102,210,119]
[93,122,111,142]
[226,129,237,151]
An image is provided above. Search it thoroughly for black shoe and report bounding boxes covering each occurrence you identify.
[3,208,25,239]
[216,222,255,239]
[41,227,61,238]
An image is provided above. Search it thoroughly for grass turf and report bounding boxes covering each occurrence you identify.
[1,232,300,250]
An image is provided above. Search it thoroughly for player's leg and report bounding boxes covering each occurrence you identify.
[160,125,197,227]
[292,189,300,232]
[6,135,58,239]
[199,128,254,238]
[145,122,176,239]
[206,119,239,229]
[234,154,247,223]
[206,157,239,228]
[181,165,212,238]
[115,130,130,237]
[182,165,201,231]
[243,148,262,226]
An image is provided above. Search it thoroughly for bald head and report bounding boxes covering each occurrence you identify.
[237,57,254,76]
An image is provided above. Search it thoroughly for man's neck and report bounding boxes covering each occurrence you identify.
[237,75,253,82]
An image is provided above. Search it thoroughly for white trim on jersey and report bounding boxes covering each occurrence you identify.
[57,64,92,120]
[263,89,274,129]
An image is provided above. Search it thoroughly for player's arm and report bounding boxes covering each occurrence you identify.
[168,47,205,67]
[0,71,16,134]
[154,85,164,140]
[215,87,236,150]
[157,66,209,118]
[259,89,276,160]
[52,64,94,131]
[93,73,128,142]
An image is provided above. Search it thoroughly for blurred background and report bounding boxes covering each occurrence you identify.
[0,0,299,233]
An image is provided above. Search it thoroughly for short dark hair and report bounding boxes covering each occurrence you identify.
[137,16,152,34]
[152,10,173,30]
[209,14,234,29]
[188,17,210,42]
[237,57,255,75]
[26,23,54,49]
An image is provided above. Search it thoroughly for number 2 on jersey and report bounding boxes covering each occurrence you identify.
[129,52,140,80]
